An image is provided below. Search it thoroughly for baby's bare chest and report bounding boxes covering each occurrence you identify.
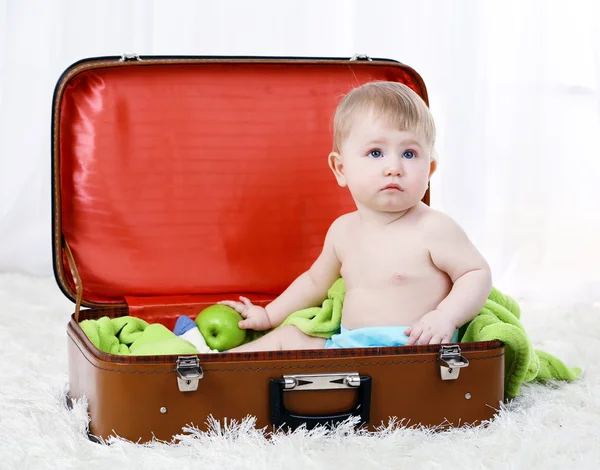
[339,232,434,284]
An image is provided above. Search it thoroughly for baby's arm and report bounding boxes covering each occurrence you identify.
[406,213,492,345]
[220,217,343,330]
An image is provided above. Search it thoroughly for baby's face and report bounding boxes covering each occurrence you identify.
[337,111,435,213]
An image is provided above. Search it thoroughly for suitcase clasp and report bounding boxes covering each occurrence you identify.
[176,356,203,392]
[439,345,469,380]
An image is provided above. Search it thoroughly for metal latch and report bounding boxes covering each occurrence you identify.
[282,372,361,391]
[350,54,372,61]
[120,53,142,62]
[176,356,203,392]
[439,345,469,380]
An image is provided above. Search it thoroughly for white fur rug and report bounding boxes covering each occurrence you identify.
[0,273,598,470]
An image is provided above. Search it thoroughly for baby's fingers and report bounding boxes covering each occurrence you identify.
[418,332,433,345]
[429,335,442,345]
[239,296,254,306]
[440,334,453,344]
[218,300,246,315]
[406,326,422,346]
[239,317,263,330]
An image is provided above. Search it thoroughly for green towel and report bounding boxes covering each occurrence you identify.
[283,280,581,398]
[80,316,134,355]
[279,278,345,337]
[111,316,149,344]
[79,316,198,356]
[460,286,582,398]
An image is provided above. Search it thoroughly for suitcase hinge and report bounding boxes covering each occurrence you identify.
[350,54,372,61]
[439,345,469,380]
[120,53,142,62]
[176,356,203,392]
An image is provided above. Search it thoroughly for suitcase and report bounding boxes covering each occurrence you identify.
[54,54,505,443]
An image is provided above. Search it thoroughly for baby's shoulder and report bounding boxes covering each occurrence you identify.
[325,212,358,243]
[413,204,463,233]
[330,211,359,231]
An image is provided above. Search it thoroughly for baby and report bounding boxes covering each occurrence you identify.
[220,81,492,351]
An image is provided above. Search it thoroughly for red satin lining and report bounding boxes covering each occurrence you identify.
[59,62,421,304]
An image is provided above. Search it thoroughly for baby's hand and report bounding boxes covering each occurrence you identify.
[404,310,456,346]
[218,296,272,331]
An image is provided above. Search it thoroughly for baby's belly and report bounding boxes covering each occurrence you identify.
[341,277,452,329]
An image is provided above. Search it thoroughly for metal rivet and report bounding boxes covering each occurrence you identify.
[160,407,167,414]
[465,393,472,400]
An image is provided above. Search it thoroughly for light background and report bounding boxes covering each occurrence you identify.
[1,0,599,304]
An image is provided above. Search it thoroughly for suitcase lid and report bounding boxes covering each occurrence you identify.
[52,55,429,308]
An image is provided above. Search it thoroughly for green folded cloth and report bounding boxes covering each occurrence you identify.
[459,286,582,398]
[79,316,199,356]
[282,280,581,398]
[79,316,136,355]
[280,278,345,337]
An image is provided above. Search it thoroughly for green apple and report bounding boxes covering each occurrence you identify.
[195,304,247,352]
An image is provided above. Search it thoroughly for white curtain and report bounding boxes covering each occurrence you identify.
[1,0,599,303]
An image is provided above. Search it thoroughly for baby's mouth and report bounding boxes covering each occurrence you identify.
[382,183,403,191]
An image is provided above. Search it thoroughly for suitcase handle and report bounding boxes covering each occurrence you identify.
[269,373,372,431]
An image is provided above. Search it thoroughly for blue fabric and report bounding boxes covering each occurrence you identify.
[324,325,460,348]
[173,316,196,336]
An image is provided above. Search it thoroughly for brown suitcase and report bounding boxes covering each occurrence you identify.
[54,55,505,443]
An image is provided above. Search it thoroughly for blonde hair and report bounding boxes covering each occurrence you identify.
[332,81,436,154]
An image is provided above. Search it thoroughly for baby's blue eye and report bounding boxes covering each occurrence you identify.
[368,149,383,159]
[403,150,415,159]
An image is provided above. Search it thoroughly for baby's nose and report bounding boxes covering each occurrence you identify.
[384,161,403,176]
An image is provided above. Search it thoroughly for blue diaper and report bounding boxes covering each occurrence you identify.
[324,325,460,348]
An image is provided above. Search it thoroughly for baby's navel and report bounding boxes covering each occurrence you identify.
[393,272,405,280]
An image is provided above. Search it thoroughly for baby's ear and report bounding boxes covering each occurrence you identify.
[328,152,347,187]
[428,157,437,180]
